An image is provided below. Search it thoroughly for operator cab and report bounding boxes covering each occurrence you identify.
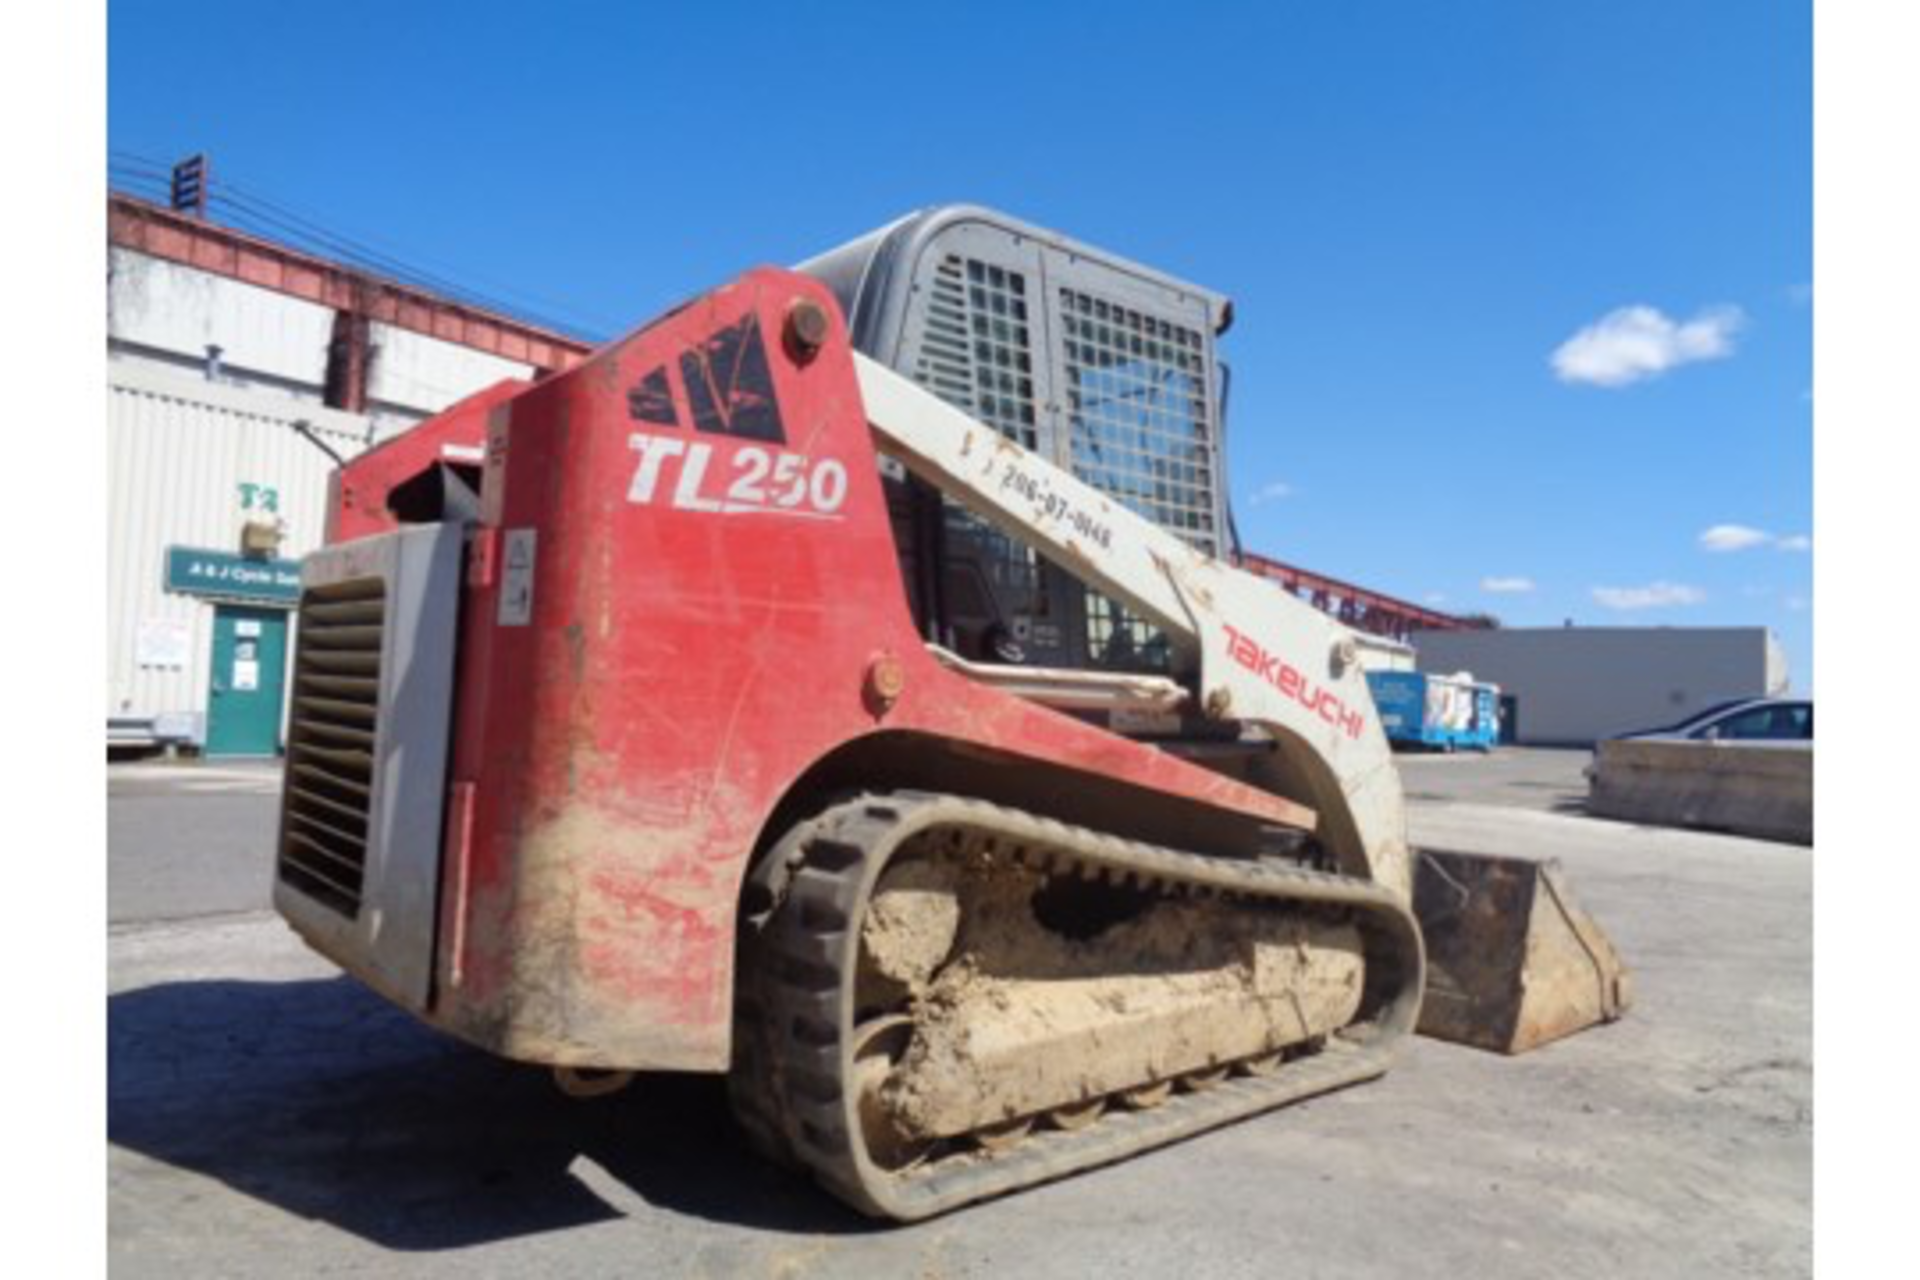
[800,206,1235,682]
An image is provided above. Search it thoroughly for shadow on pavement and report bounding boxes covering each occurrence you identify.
[109,976,873,1250]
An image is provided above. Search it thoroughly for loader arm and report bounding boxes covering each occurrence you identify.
[856,354,1413,900]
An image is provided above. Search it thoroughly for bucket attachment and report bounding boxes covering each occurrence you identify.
[1411,848,1631,1054]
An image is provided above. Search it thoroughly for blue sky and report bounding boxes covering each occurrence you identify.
[108,0,1812,687]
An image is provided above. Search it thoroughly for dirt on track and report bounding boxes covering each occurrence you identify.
[859,844,1366,1139]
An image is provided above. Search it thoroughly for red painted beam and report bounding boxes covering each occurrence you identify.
[108,193,594,375]
[1238,551,1477,639]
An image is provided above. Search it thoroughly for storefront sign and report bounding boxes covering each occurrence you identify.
[164,546,302,605]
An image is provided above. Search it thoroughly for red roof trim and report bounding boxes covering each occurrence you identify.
[1239,552,1476,638]
[108,193,594,373]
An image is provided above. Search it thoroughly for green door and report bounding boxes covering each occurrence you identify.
[205,605,289,757]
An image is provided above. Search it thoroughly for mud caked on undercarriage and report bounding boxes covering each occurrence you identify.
[730,794,1423,1218]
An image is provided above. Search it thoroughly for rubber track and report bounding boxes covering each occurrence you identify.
[740,791,1426,1221]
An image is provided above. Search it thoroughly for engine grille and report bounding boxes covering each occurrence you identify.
[277,577,386,917]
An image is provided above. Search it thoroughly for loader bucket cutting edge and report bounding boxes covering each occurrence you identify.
[1411,848,1631,1055]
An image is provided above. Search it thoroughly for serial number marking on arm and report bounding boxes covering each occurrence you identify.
[992,458,1114,552]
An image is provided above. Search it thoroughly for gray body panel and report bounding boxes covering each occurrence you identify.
[274,521,463,1011]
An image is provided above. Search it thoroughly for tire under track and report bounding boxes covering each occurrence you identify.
[734,791,1426,1221]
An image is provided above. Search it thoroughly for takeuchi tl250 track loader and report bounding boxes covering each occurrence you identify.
[273,208,1630,1219]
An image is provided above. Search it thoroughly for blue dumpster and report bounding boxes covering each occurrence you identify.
[1365,671,1500,751]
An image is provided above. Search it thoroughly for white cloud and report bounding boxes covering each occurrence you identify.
[1248,480,1295,506]
[1591,581,1706,610]
[1551,304,1745,388]
[1700,523,1773,552]
[1697,524,1811,553]
[1785,595,1810,612]
[1480,576,1536,594]
[1424,592,1448,606]
[1788,282,1813,306]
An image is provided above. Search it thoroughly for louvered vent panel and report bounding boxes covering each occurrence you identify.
[914,256,979,407]
[277,577,385,918]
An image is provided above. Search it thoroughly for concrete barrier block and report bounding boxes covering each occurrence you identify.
[1587,739,1811,844]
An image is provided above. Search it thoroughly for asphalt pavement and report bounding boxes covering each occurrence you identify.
[1395,745,1594,813]
[108,761,282,924]
[106,749,1810,1278]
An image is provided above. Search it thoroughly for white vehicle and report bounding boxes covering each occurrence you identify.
[1612,698,1813,747]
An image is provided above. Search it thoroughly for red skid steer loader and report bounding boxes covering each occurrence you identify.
[274,209,1627,1220]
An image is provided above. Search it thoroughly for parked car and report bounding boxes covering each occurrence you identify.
[1611,697,1814,746]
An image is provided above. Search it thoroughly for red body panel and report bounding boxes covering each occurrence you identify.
[331,269,1308,1071]
[330,379,524,542]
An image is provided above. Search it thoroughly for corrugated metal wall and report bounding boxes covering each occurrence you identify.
[106,361,371,735]
[105,245,550,746]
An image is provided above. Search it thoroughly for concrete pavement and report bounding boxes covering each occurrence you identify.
[108,761,282,924]
[107,750,1810,1278]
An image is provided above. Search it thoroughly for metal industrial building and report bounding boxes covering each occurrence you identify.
[1410,626,1790,746]
[106,191,590,754]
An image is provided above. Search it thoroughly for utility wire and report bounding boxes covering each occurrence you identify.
[205,193,594,337]
[206,189,583,333]
[209,194,604,340]
[106,149,614,342]
[108,176,170,203]
[111,148,576,321]
[210,175,620,337]
[108,149,173,174]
